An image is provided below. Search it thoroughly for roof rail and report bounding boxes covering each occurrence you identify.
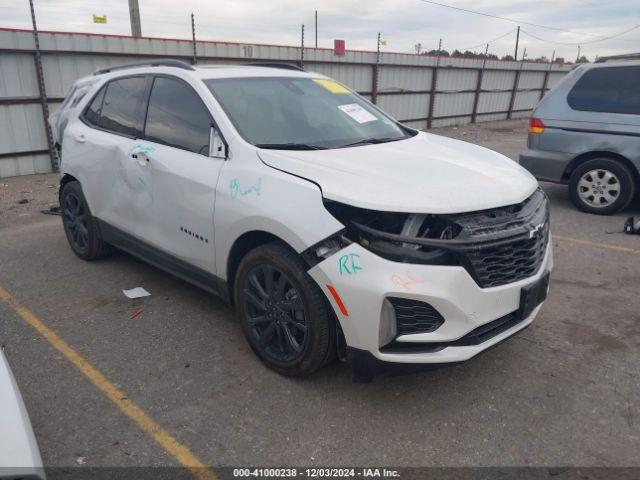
[595,52,640,63]
[94,59,195,75]
[245,62,305,71]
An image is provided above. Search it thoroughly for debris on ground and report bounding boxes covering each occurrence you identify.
[624,217,640,235]
[122,287,151,299]
[129,308,145,319]
[17,198,29,204]
[41,205,61,216]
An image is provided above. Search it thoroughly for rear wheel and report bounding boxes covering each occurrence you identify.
[234,242,335,377]
[569,158,635,215]
[60,181,112,260]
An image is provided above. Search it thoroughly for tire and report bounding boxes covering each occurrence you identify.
[569,158,636,215]
[60,181,112,260]
[234,242,335,377]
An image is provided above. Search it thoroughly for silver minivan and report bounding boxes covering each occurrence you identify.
[520,58,640,215]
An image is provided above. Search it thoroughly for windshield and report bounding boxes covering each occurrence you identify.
[204,76,415,149]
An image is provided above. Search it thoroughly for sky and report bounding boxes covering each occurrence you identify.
[1,0,639,61]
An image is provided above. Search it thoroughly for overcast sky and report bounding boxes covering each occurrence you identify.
[1,0,639,61]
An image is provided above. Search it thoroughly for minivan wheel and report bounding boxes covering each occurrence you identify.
[569,158,635,215]
[60,181,112,260]
[234,242,335,377]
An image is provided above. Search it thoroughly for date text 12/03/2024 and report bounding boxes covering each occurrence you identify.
[232,468,401,478]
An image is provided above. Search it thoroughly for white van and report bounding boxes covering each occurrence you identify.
[56,60,552,381]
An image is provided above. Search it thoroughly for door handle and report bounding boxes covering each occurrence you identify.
[131,151,150,166]
[75,133,86,143]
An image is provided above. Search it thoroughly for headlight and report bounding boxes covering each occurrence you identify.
[322,200,459,265]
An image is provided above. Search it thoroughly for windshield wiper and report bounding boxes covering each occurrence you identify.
[339,137,400,148]
[255,143,327,150]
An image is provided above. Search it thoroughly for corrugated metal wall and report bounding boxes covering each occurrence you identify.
[0,27,570,177]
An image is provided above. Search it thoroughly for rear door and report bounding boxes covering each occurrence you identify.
[64,75,148,233]
[130,75,224,274]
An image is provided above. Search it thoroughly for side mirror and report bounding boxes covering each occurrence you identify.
[210,126,227,159]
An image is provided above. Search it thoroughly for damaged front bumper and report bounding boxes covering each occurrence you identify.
[308,238,553,380]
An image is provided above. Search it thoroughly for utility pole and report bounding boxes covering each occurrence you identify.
[128,0,142,37]
[576,45,581,62]
[514,26,520,61]
[437,38,442,54]
[315,10,318,48]
[522,47,527,61]
[300,24,305,69]
[190,13,197,65]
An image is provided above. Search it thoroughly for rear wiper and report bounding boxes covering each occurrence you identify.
[340,137,399,148]
[255,143,327,150]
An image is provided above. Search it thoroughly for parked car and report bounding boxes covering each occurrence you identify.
[0,349,46,480]
[55,60,552,381]
[520,58,640,215]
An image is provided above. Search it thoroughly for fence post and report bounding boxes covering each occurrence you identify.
[471,44,488,124]
[372,32,381,104]
[29,0,57,172]
[507,60,523,120]
[427,57,440,129]
[300,24,305,69]
[539,51,554,101]
[371,64,378,104]
[190,13,197,65]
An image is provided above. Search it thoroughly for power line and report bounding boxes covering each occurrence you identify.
[415,0,638,40]
[520,25,640,46]
[456,28,517,52]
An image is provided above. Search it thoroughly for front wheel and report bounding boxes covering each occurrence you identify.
[234,242,335,377]
[569,158,635,215]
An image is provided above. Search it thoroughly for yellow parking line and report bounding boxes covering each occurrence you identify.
[0,285,217,480]
[553,234,640,255]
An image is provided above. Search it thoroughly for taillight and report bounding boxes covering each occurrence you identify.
[529,118,545,134]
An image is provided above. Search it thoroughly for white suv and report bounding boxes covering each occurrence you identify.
[55,59,552,381]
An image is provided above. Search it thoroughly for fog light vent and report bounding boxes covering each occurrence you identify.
[388,297,445,335]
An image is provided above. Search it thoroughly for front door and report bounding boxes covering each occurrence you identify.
[132,75,224,274]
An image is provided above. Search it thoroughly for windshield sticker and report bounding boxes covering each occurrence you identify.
[313,79,350,94]
[338,103,378,124]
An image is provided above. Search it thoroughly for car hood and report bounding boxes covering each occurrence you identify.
[257,131,538,213]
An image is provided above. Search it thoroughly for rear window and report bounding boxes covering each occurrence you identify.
[99,77,146,136]
[567,66,640,115]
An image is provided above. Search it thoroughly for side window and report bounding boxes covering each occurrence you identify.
[567,66,640,115]
[99,77,146,136]
[83,86,106,127]
[144,77,211,155]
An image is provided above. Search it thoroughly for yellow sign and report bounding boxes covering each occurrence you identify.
[313,79,350,94]
[379,39,387,46]
[93,15,107,24]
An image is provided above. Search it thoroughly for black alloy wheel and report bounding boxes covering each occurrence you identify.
[63,191,89,252]
[60,181,112,260]
[243,264,308,363]
[234,242,335,376]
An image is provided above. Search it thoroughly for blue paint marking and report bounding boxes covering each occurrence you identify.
[127,144,155,156]
[338,253,363,275]
[230,178,262,199]
[137,176,155,201]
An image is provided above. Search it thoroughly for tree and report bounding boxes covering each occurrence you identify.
[576,55,589,63]
[501,54,515,61]
[427,48,449,56]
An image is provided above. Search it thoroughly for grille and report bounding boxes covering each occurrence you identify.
[454,189,549,288]
[388,297,445,335]
[464,222,549,288]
